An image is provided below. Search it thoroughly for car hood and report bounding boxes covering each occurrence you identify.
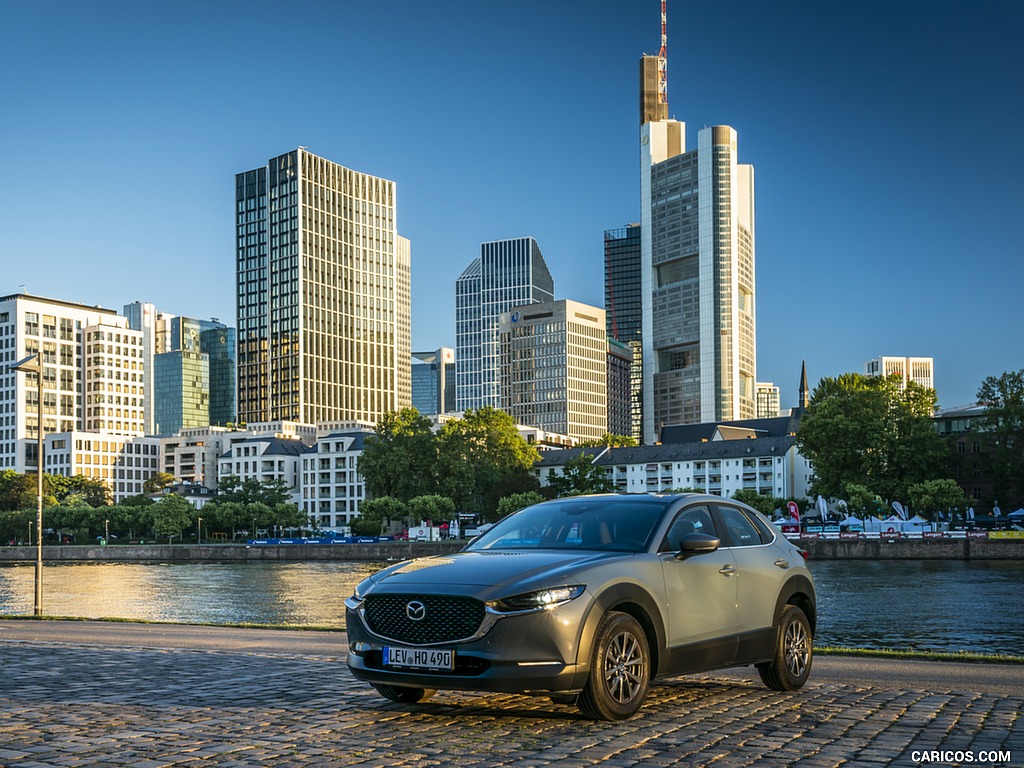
[365,549,630,596]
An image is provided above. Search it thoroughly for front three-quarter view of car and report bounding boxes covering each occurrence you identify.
[345,493,816,720]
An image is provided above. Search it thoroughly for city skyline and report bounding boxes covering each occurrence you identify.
[2,1,1021,410]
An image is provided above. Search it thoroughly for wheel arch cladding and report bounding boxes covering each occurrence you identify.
[776,574,816,634]
[585,583,666,676]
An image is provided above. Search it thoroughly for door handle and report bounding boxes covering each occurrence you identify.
[774,558,790,569]
[719,564,737,576]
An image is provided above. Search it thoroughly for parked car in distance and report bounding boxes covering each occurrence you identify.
[346,493,815,720]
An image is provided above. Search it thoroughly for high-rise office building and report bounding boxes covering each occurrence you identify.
[865,356,935,391]
[125,303,237,432]
[604,223,644,441]
[499,300,608,443]
[412,347,455,416]
[455,237,554,411]
[607,338,634,438]
[755,382,781,419]
[236,149,411,426]
[639,50,757,444]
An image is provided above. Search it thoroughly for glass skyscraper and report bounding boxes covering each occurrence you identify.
[154,350,210,434]
[455,237,553,412]
[604,223,644,441]
[236,149,411,426]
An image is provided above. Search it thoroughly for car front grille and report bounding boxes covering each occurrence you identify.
[363,594,485,644]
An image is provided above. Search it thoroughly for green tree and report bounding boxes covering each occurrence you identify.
[577,434,638,448]
[547,452,613,497]
[975,370,1024,507]
[435,407,541,520]
[143,472,176,494]
[731,489,778,517]
[796,373,947,502]
[839,482,885,518]
[907,479,970,520]
[359,408,438,502]
[352,496,408,536]
[495,491,546,520]
[0,469,40,512]
[407,494,456,525]
[151,494,195,543]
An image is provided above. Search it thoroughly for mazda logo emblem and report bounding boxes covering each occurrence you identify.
[406,600,427,621]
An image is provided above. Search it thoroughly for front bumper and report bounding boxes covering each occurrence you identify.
[345,595,593,695]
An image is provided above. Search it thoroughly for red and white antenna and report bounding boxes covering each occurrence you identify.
[658,0,668,105]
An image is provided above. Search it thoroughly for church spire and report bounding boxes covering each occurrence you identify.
[798,360,810,409]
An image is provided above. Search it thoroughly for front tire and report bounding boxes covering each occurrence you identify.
[578,611,650,720]
[757,604,813,691]
[371,684,436,704]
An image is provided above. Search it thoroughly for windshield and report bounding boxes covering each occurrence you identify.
[467,497,668,553]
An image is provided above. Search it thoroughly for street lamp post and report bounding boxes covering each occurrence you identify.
[104,519,109,545]
[12,354,43,617]
[197,516,202,545]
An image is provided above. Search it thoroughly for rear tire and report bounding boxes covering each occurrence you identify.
[757,604,812,691]
[578,611,650,720]
[371,684,436,703]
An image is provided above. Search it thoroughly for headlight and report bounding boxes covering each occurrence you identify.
[345,577,375,610]
[491,585,586,613]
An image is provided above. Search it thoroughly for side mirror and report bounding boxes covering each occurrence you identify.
[675,532,721,559]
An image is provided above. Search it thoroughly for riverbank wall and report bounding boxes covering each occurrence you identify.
[0,538,1021,562]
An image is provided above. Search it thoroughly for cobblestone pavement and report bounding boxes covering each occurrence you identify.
[0,639,1021,768]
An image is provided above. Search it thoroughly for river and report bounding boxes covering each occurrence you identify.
[0,559,1021,656]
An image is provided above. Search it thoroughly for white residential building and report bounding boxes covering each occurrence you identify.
[301,430,373,530]
[217,436,306,505]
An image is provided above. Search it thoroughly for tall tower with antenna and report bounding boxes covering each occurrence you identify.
[638,0,758,442]
[639,1,670,125]
[658,0,668,107]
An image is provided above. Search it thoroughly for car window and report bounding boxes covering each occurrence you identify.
[716,505,765,547]
[659,505,717,552]
[741,507,777,544]
[469,498,667,552]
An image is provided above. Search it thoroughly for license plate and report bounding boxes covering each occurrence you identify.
[383,646,454,670]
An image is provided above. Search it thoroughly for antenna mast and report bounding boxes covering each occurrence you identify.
[658,0,668,105]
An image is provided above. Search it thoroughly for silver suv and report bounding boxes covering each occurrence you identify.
[346,494,815,720]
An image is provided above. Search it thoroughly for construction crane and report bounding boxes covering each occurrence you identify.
[658,0,668,105]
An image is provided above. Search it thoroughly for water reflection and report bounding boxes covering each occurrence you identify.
[1,559,1021,656]
[0,562,379,628]
[807,559,1024,656]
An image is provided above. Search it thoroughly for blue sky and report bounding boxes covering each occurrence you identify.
[2,1,1021,411]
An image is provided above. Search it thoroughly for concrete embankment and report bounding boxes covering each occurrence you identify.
[0,538,1021,562]
[0,541,465,562]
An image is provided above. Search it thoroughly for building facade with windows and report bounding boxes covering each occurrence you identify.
[498,299,608,443]
[300,430,372,530]
[639,59,757,443]
[236,148,411,427]
[43,431,160,503]
[456,237,554,411]
[536,420,810,502]
[0,293,137,475]
[607,338,634,439]
[604,223,644,441]
[865,356,935,392]
[756,382,781,419]
[412,347,455,416]
[217,436,305,505]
